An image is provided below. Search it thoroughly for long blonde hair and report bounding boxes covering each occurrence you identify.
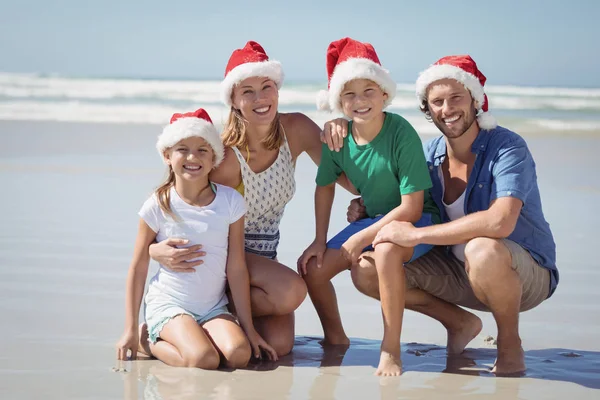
[155,167,177,219]
[221,107,283,151]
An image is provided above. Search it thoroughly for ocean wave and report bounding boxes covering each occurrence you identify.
[4,100,596,135]
[0,101,229,125]
[528,119,600,131]
[2,72,600,113]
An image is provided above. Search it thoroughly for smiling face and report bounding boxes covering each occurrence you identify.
[231,76,279,127]
[339,78,388,123]
[164,136,214,182]
[426,78,478,139]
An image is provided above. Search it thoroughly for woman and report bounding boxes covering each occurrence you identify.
[149,41,355,356]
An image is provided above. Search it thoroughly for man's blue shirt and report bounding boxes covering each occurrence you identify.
[424,126,558,297]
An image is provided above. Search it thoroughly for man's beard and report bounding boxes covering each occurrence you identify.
[433,106,478,139]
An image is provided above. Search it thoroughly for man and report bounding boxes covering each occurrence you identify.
[323,55,558,375]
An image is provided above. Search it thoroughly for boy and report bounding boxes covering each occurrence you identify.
[298,38,440,376]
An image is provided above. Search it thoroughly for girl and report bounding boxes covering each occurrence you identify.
[149,41,358,356]
[116,108,277,368]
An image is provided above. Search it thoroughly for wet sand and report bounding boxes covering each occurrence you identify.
[1,120,599,399]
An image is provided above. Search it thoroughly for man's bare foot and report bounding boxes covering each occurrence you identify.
[137,323,152,357]
[375,351,403,376]
[492,343,525,375]
[447,311,482,355]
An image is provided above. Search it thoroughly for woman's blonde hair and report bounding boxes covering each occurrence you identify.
[221,106,283,151]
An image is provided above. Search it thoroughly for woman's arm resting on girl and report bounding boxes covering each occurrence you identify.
[148,238,205,272]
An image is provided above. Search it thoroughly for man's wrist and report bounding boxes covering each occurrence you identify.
[413,227,427,245]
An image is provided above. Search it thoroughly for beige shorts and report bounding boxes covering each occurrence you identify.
[405,240,551,312]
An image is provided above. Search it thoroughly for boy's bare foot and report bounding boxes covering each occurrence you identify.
[492,340,525,375]
[447,311,482,355]
[319,334,350,346]
[137,323,152,357]
[375,351,403,376]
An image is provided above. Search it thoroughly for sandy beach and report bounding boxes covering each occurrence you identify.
[1,120,599,399]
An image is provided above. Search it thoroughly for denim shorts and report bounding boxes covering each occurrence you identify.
[326,213,436,263]
[145,304,233,343]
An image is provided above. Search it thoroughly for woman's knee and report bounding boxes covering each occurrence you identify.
[183,346,220,369]
[276,272,307,314]
[268,333,294,357]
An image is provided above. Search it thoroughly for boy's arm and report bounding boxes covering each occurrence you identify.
[315,184,336,244]
[117,219,157,360]
[297,183,335,273]
[350,191,424,247]
[353,119,431,247]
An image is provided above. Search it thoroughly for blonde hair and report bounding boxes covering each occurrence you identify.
[221,107,283,151]
[155,167,177,220]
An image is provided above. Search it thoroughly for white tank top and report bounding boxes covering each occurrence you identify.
[231,133,296,259]
[439,168,467,262]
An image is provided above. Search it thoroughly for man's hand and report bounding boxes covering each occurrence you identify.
[347,197,367,223]
[373,221,421,248]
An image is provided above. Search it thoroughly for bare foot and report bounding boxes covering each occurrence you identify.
[447,311,482,355]
[137,323,152,357]
[319,335,350,346]
[375,351,403,376]
[492,344,525,375]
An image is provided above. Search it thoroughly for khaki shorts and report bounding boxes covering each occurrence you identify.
[405,240,551,312]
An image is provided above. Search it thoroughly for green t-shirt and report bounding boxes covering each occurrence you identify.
[316,112,439,220]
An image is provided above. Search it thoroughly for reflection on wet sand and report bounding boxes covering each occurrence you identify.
[118,336,600,399]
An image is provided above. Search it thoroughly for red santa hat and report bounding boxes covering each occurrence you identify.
[415,55,497,130]
[316,37,396,114]
[220,41,284,107]
[156,108,224,167]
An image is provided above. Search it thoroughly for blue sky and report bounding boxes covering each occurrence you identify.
[1,0,598,87]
